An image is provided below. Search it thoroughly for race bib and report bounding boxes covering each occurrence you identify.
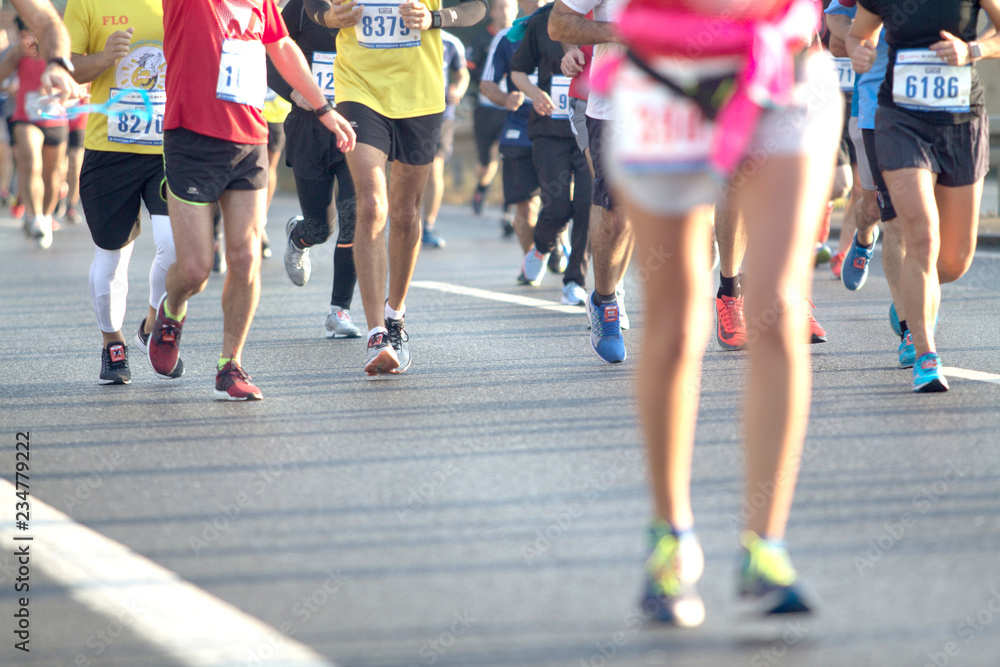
[355,4,420,49]
[892,49,971,113]
[108,89,165,146]
[833,57,855,93]
[312,52,337,101]
[217,39,267,109]
[612,60,717,172]
[550,75,571,120]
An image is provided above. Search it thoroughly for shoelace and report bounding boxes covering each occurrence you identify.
[223,364,253,384]
[386,320,408,350]
[720,297,744,330]
[647,533,682,597]
[741,532,796,587]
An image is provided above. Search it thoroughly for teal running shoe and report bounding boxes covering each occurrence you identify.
[641,522,705,628]
[889,303,901,337]
[913,352,949,393]
[899,330,915,368]
[841,227,879,291]
[738,531,814,616]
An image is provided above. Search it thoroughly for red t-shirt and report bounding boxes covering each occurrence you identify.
[568,45,593,101]
[13,57,68,128]
[163,0,288,144]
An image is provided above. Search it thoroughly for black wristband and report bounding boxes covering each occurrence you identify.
[431,10,442,29]
[314,101,335,118]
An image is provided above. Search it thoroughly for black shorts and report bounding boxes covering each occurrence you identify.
[874,106,989,188]
[861,128,897,222]
[474,105,507,167]
[11,120,68,147]
[163,127,268,204]
[68,128,86,149]
[283,110,348,182]
[267,122,286,155]
[586,116,615,211]
[436,118,455,162]
[80,150,168,250]
[336,101,441,166]
[500,144,539,205]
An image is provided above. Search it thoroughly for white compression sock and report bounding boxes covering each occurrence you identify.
[385,302,404,321]
[149,214,176,308]
[90,244,134,333]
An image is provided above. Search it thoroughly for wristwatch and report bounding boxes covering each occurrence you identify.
[47,56,75,74]
[314,101,335,118]
[969,42,983,62]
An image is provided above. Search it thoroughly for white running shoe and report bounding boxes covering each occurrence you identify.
[325,306,362,338]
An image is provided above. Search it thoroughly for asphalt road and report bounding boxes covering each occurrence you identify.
[1,196,999,667]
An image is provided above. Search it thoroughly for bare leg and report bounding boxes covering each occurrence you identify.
[715,191,746,280]
[513,195,540,254]
[935,180,981,284]
[836,167,860,253]
[738,153,831,539]
[422,155,445,231]
[346,144,391,330]
[592,204,632,296]
[14,124,43,218]
[164,196,214,316]
[41,142,66,216]
[386,161,432,311]
[881,213,906,320]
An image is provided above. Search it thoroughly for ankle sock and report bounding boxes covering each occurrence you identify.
[385,302,404,321]
[718,273,740,299]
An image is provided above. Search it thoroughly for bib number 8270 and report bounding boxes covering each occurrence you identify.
[905,75,960,101]
[361,15,410,38]
[118,113,163,136]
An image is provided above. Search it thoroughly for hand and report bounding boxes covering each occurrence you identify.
[323,0,363,29]
[561,48,585,77]
[319,109,357,153]
[103,27,133,68]
[851,39,876,74]
[41,64,88,104]
[446,85,461,106]
[930,30,971,66]
[399,1,432,31]
[291,90,314,110]
[532,91,555,116]
[505,91,524,111]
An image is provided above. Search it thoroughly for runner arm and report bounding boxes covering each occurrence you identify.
[12,0,71,62]
[825,14,852,58]
[548,0,614,46]
[846,7,882,74]
[0,43,22,83]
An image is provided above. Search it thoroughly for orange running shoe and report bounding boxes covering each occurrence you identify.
[830,250,846,280]
[716,295,747,350]
[804,299,827,344]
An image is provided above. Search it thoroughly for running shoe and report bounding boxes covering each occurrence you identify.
[501,216,515,238]
[134,317,184,378]
[814,243,832,266]
[214,361,263,401]
[585,291,626,363]
[841,226,880,291]
[472,183,488,215]
[561,281,586,306]
[898,330,915,368]
[261,237,272,259]
[617,285,630,330]
[640,523,705,628]
[11,199,25,219]
[548,243,569,274]
[385,316,411,373]
[737,531,813,616]
[804,300,827,344]
[889,302,902,337]
[284,216,310,286]
[830,250,845,280]
[364,328,400,375]
[716,295,747,350]
[54,197,67,220]
[99,342,131,385]
[516,271,532,286]
[325,306,362,339]
[33,216,53,250]
[148,294,185,379]
[913,352,949,393]
[64,206,83,225]
[422,228,446,248]
[521,246,549,286]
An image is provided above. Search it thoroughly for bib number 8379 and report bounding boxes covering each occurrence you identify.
[361,15,410,38]
[905,75,960,100]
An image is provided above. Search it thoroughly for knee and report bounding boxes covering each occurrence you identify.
[860,192,880,224]
[937,251,973,284]
[174,253,212,289]
[225,242,258,278]
[356,192,388,229]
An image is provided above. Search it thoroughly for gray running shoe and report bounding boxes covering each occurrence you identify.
[385,316,411,373]
[325,306,362,338]
[99,342,131,385]
[364,329,399,375]
[284,216,310,286]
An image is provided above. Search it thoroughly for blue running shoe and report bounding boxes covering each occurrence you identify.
[422,228,445,248]
[521,246,549,286]
[841,227,879,291]
[913,352,949,393]
[899,330,915,368]
[640,522,705,628]
[738,532,814,617]
[586,291,626,363]
[889,302,901,337]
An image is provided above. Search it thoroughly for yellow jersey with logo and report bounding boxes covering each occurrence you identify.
[262,89,292,124]
[65,0,166,154]
[334,0,445,119]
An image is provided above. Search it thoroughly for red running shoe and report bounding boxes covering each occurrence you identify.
[214,361,263,401]
[716,295,747,350]
[804,299,827,344]
[148,294,185,378]
[830,250,846,280]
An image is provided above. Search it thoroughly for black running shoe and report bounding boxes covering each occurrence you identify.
[100,342,131,385]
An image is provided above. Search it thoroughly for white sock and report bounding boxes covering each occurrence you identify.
[90,244,134,333]
[385,302,404,321]
[149,214,176,308]
[367,326,387,340]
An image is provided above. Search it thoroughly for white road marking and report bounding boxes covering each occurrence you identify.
[942,367,1000,385]
[0,481,337,667]
[410,280,586,314]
